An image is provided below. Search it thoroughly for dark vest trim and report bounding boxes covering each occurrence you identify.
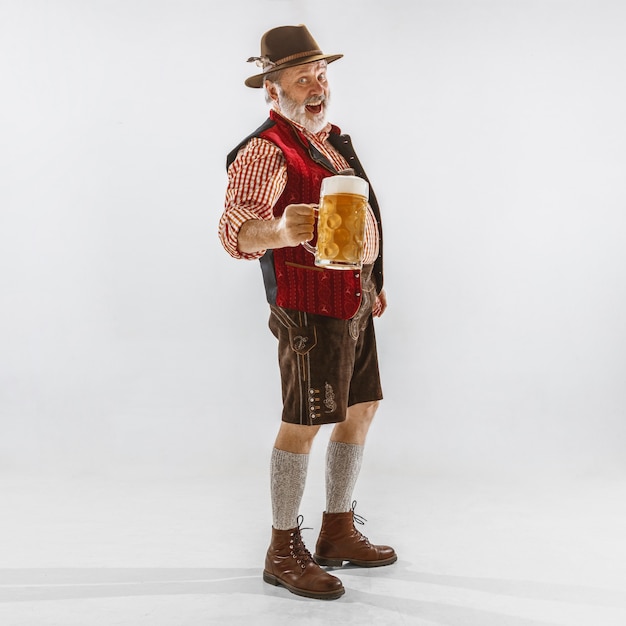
[226,118,276,169]
[259,250,277,305]
[327,133,384,294]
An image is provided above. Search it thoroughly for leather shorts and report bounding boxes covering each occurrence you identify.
[268,268,383,426]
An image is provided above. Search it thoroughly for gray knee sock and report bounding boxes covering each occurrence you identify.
[325,441,364,513]
[270,448,309,530]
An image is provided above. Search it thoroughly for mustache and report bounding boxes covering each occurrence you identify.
[304,94,327,106]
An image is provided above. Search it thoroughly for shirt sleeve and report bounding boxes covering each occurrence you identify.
[218,138,287,260]
[362,204,380,265]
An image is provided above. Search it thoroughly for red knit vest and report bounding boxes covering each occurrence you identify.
[257,113,363,319]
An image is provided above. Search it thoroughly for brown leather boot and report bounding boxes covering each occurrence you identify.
[263,518,345,600]
[314,502,397,568]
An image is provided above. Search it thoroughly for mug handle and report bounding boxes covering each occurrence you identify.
[302,240,316,255]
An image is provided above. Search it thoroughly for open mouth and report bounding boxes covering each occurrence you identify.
[305,103,323,114]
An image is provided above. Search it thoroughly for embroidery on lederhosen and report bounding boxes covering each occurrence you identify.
[323,382,337,413]
[349,285,372,340]
[287,320,318,425]
[270,306,320,425]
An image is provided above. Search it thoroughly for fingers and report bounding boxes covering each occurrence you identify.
[284,204,317,228]
[285,203,317,217]
[372,290,388,317]
[280,204,317,246]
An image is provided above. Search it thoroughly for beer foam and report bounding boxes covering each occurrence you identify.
[321,175,368,198]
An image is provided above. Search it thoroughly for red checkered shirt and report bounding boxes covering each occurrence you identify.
[219,111,380,262]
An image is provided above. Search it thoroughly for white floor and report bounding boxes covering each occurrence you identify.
[1,459,626,626]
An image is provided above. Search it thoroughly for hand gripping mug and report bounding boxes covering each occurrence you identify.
[303,174,369,270]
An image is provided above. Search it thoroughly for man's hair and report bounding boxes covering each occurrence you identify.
[264,68,284,85]
[263,69,284,104]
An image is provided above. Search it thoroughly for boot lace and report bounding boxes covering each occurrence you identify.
[351,500,373,547]
[289,515,314,568]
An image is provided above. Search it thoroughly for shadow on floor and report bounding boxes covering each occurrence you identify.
[1,564,624,626]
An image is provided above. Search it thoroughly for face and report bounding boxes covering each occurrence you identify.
[266,61,331,134]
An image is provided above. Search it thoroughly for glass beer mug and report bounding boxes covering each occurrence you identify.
[303,174,369,270]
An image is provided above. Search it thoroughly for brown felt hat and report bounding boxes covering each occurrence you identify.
[245,24,343,88]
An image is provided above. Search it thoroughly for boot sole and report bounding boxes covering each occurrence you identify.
[314,554,398,568]
[263,570,345,600]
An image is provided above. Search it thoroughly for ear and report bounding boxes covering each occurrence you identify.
[265,80,279,103]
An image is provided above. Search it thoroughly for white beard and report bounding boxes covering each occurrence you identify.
[277,89,330,134]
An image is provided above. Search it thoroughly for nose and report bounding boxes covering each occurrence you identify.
[311,77,326,94]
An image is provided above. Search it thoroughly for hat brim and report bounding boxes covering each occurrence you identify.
[245,53,343,88]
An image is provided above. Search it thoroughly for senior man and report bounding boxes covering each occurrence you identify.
[218,24,396,600]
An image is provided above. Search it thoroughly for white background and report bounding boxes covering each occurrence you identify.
[2,0,626,480]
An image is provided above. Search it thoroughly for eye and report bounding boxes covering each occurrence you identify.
[318,73,327,83]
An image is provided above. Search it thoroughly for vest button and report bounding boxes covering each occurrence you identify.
[356,292,361,297]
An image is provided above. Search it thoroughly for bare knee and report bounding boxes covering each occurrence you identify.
[274,422,321,454]
[331,400,380,445]
[351,400,380,420]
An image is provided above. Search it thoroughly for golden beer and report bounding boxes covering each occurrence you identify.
[309,175,369,270]
[315,192,367,268]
